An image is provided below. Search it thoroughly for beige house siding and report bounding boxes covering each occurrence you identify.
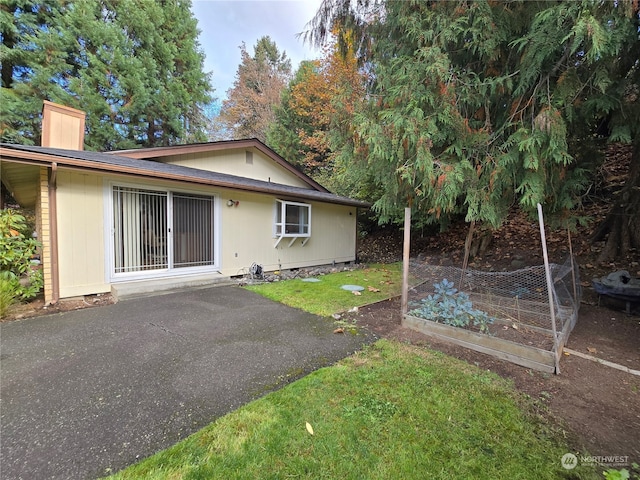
[41,101,85,150]
[218,192,356,275]
[158,150,310,188]
[37,168,53,302]
[49,170,356,299]
[56,171,109,298]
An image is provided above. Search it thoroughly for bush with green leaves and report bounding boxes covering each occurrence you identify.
[409,279,495,334]
[603,463,640,480]
[0,277,17,318]
[0,209,43,307]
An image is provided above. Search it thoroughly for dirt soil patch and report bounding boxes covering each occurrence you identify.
[346,297,640,467]
[3,292,115,321]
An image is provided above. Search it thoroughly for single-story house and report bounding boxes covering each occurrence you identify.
[0,101,369,303]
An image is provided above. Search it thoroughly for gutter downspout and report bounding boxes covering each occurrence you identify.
[48,162,60,304]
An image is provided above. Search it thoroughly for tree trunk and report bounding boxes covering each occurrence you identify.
[593,142,640,263]
[469,227,493,259]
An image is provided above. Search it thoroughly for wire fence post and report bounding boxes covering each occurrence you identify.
[401,207,411,316]
[537,203,560,374]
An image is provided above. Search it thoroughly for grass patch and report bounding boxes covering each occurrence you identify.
[106,340,595,480]
[245,263,404,317]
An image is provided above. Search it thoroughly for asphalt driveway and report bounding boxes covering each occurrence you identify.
[0,285,374,479]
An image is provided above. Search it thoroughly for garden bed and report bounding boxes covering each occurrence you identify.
[403,314,558,373]
[403,260,580,374]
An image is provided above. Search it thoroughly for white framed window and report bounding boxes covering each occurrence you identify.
[275,200,311,238]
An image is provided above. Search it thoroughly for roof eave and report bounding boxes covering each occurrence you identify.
[0,146,370,208]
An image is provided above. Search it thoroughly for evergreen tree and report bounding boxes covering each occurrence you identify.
[0,0,212,150]
[1,1,69,145]
[219,36,291,142]
[306,0,640,260]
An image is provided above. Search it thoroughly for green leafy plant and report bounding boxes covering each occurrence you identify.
[0,276,18,318]
[409,279,495,334]
[604,464,640,480]
[604,468,630,480]
[0,209,43,304]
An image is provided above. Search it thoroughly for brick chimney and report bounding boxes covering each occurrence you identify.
[41,100,86,150]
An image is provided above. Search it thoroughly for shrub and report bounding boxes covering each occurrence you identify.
[0,276,18,318]
[0,209,43,304]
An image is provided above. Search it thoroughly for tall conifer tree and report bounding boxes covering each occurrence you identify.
[305,0,639,259]
[0,0,212,150]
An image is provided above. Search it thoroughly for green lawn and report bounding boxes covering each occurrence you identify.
[245,263,405,317]
[107,340,594,479]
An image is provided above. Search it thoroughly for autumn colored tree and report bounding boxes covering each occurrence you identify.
[305,0,640,261]
[267,34,364,184]
[218,36,291,142]
[268,60,329,172]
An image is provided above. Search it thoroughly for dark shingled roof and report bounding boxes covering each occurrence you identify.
[1,143,370,208]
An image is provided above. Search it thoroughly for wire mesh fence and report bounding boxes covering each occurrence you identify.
[404,256,582,372]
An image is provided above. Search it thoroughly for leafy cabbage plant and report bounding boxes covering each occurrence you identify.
[409,279,495,334]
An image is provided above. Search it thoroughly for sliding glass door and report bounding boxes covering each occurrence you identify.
[112,186,215,276]
[173,193,214,268]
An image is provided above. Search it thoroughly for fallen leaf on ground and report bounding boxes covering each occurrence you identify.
[306,422,314,435]
[587,347,598,354]
[352,290,362,296]
[368,286,380,292]
[333,327,344,334]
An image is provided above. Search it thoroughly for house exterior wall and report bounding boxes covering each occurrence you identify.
[56,170,109,298]
[53,169,357,299]
[157,149,310,188]
[218,190,357,275]
[37,168,53,302]
[41,101,85,150]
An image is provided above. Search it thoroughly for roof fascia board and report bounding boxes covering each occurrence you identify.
[111,139,330,193]
[0,147,368,208]
[0,148,59,167]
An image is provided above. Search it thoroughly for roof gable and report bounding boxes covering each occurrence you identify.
[112,139,328,193]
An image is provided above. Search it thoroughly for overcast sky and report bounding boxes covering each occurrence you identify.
[191,0,324,101]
